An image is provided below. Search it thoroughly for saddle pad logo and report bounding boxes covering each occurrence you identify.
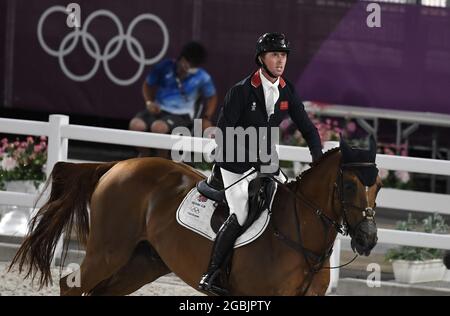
[187,192,215,219]
[197,194,208,203]
[176,188,274,248]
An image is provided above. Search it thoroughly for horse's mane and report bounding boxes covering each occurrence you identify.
[287,147,340,188]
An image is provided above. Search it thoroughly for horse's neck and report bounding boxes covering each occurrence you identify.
[299,152,341,213]
[289,152,342,247]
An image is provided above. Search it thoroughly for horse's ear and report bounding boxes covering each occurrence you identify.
[369,134,377,161]
[339,134,351,158]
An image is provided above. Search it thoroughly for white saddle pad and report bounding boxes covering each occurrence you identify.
[176,185,277,248]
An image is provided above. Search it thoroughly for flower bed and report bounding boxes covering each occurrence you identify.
[0,136,47,190]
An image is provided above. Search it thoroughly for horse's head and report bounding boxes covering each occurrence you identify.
[338,136,381,256]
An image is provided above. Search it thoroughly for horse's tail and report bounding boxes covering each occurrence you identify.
[9,160,118,288]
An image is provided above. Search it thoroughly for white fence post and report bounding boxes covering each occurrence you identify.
[326,239,341,295]
[47,115,69,178]
[47,115,69,267]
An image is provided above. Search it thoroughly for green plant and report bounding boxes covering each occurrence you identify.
[385,213,448,261]
[189,160,213,171]
[0,136,47,190]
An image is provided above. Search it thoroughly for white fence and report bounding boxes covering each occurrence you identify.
[1,115,450,291]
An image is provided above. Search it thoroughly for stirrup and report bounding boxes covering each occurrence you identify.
[198,270,228,295]
[198,270,219,289]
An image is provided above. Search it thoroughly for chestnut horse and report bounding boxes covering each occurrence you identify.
[9,139,381,295]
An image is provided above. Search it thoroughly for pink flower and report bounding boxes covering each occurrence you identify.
[34,144,43,153]
[346,121,357,133]
[384,147,395,155]
[401,149,408,157]
[1,156,18,171]
[14,141,20,147]
[280,118,291,130]
[379,168,389,180]
[334,127,342,134]
[27,136,34,144]
[395,170,410,184]
[1,138,8,145]
[20,141,28,148]
[40,136,47,142]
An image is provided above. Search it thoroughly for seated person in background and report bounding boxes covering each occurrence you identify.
[129,41,218,157]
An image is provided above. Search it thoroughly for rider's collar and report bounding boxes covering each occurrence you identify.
[251,69,286,89]
[259,69,279,90]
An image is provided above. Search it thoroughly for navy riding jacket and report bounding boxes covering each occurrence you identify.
[214,70,323,174]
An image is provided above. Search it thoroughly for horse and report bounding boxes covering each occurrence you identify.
[9,137,381,296]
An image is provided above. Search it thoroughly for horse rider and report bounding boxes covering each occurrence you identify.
[198,32,323,294]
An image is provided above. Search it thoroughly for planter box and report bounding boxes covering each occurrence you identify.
[392,259,446,284]
[4,180,41,193]
[444,270,450,282]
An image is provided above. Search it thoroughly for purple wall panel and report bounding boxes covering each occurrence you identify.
[3,0,450,119]
[297,3,450,114]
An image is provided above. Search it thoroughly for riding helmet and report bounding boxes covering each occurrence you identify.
[255,32,290,66]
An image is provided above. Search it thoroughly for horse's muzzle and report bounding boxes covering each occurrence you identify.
[350,220,378,256]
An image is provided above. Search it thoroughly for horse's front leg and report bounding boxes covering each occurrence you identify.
[301,265,331,296]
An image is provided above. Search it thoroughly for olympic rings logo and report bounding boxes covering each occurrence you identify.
[37,6,170,86]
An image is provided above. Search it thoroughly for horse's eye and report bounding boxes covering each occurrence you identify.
[344,181,356,194]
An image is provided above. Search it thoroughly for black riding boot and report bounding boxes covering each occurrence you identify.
[198,213,242,295]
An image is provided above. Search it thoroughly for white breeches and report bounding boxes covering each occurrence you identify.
[220,167,287,226]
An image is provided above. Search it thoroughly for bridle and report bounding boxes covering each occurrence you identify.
[337,162,378,237]
[269,159,378,295]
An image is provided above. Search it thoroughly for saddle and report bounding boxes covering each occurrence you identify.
[196,164,226,203]
[196,164,277,233]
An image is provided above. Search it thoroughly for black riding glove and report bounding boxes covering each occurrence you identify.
[311,149,323,163]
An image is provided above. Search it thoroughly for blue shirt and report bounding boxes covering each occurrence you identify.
[145,59,216,118]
